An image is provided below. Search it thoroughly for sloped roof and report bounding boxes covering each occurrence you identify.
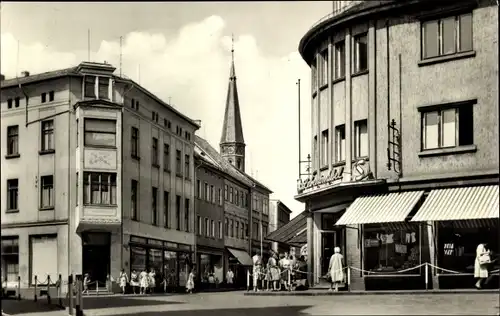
[220,53,245,145]
[266,210,308,246]
[1,67,79,88]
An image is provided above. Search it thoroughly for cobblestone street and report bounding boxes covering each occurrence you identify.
[3,291,499,316]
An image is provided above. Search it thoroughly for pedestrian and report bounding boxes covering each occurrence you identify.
[281,253,291,291]
[139,269,149,294]
[82,273,90,295]
[186,268,195,294]
[226,268,234,288]
[328,247,344,292]
[268,254,280,291]
[252,252,262,292]
[148,268,156,294]
[474,243,491,289]
[118,268,128,295]
[130,270,139,294]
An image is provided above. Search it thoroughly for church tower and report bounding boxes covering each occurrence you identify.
[220,35,246,172]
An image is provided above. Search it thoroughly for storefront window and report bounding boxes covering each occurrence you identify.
[438,222,499,274]
[149,248,163,277]
[164,251,178,287]
[130,246,146,273]
[363,224,421,275]
[199,254,211,283]
[178,253,189,287]
[1,237,19,283]
[199,254,223,285]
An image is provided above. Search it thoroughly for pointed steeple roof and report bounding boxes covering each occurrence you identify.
[220,35,245,145]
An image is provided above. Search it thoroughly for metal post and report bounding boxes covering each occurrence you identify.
[68,274,74,316]
[96,280,99,295]
[58,274,62,306]
[347,267,351,292]
[246,270,250,292]
[34,275,38,302]
[75,275,83,316]
[425,263,429,290]
[17,275,21,300]
[47,275,51,305]
[287,269,291,291]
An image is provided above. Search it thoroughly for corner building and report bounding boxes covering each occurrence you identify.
[296,0,499,290]
[1,62,199,294]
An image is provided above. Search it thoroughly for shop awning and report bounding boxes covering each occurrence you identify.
[265,211,308,246]
[227,247,253,266]
[335,191,425,226]
[411,185,499,222]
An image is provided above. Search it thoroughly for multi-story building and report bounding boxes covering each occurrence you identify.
[267,200,293,254]
[292,0,498,290]
[1,61,199,294]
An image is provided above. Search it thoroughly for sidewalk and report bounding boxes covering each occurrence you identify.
[244,288,500,296]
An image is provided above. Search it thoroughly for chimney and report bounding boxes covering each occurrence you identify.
[0,74,5,81]
[194,120,202,127]
[21,71,30,77]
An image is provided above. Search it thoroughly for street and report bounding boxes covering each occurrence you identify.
[2,291,499,316]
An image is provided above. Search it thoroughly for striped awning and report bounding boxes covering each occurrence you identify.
[411,185,499,222]
[439,219,499,229]
[335,191,425,226]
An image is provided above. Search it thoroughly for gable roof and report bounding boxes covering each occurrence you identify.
[1,67,79,88]
[265,210,308,246]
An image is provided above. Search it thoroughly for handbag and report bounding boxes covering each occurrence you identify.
[479,253,491,265]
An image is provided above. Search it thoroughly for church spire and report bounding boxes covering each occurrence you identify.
[220,34,246,172]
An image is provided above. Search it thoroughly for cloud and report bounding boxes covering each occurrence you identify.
[1,15,311,217]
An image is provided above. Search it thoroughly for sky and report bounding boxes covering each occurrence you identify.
[1,2,332,218]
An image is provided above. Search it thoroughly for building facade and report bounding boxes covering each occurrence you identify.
[295,0,499,290]
[1,61,199,294]
[268,200,292,254]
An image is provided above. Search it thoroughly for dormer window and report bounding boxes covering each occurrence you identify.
[84,76,96,98]
[98,77,110,100]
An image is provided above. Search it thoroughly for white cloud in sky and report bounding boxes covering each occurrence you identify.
[1,15,311,217]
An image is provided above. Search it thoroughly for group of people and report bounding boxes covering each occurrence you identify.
[251,251,308,292]
[118,268,157,294]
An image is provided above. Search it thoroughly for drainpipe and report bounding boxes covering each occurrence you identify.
[67,76,72,281]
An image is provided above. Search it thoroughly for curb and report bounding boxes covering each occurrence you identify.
[243,289,499,296]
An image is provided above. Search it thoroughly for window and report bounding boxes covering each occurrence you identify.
[41,93,47,103]
[163,143,170,171]
[253,222,258,239]
[135,100,140,110]
[211,220,215,237]
[218,188,222,205]
[311,58,317,91]
[320,50,328,86]
[224,185,228,201]
[7,125,19,156]
[229,219,234,237]
[40,175,54,209]
[7,179,19,211]
[76,172,79,206]
[176,195,181,230]
[131,180,138,220]
[76,119,79,147]
[240,221,244,239]
[7,99,13,109]
[422,13,473,59]
[185,198,190,232]
[184,154,190,178]
[353,33,368,73]
[1,237,19,284]
[130,127,139,158]
[313,136,318,169]
[235,222,239,239]
[197,216,202,235]
[152,137,159,166]
[245,223,248,238]
[84,76,96,98]
[84,119,116,147]
[49,91,54,102]
[164,191,169,228]
[204,183,209,201]
[41,120,54,152]
[164,119,171,129]
[335,125,346,162]
[225,218,229,236]
[240,190,244,207]
[354,120,368,158]
[205,218,210,236]
[176,150,182,175]
[83,172,117,205]
[218,221,223,239]
[363,224,421,275]
[197,180,201,198]
[263,224,268,237]
[14,97,20,107]
[210,185,214,203]
[98,77,109,100]
[421,105,473,150]
[151,187,158,225]
[334,41,345,79]
[235,190,239,206]
[229,187,233,203]
[321,129,329,167]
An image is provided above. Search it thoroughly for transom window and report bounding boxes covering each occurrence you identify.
[84,118,116,147]
[83,172,117,205]
[421,13,473,59]
[421,104,473,150]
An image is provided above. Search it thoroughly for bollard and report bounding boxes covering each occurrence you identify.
[287,270,291,291]
[47,275,52,305]
[75,275,83,316]
[164,279,167,293]
[246,270,250,291]
[425,263,429,290]
[58,274,62,307]
[17,275,21,300]
[68,274,74,316]
[96,280,99,295]
[347,267,351,292]
[34,275,38,302]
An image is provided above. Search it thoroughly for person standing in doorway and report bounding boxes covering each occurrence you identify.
[130,270,139,294]
[226,268,234,288]
[328,247,344,292]
[118,269,128,295]
[475,243,491,289]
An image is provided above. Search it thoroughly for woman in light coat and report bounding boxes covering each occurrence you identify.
[328,247,344,292]
[474,243,491,289]
[118,269,128,295]
[130,270,139,294]
[148,269,156,294]
[139,269,149,294]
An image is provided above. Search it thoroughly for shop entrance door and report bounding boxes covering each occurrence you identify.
[321,232,337,277]
[82,232,110,290]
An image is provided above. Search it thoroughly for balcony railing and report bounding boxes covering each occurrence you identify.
[310,1,364,30]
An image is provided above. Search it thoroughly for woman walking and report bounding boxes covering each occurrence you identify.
[186,268,195,294]
[268,254,280,291]
[118,269,128,294]
[474,243,491,289]
[328,247,344,292]
[148,269,156,294]
[130,270,139,294]
[139,269,149,294]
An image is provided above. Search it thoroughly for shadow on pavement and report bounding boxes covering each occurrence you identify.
[101,305,314,316]
[2,296,184,315]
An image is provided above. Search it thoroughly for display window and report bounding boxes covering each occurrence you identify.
[164,251,178,286]
[130,246,146,272]
[363,224,421,275]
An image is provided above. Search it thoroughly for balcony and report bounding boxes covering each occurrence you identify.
[309,0,364,30]
[76,205,120,232]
